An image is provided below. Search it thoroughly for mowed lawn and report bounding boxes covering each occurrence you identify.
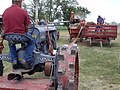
[2,26,120,90]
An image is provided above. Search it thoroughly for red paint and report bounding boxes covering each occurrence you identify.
[0,77,52,90]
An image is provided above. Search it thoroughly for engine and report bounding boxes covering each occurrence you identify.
[29,24,57,54]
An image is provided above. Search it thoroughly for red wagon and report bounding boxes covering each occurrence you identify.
[82,24,117,47]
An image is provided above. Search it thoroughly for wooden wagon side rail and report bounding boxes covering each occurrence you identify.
[82,24,117,47]
[83,25,117,39]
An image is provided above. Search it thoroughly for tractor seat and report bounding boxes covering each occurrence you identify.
[3,33,30,45]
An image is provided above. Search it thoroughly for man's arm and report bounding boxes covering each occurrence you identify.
[25,24,29,32]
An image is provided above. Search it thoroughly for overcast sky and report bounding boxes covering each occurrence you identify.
[77,0,120,23]
[0,0,120,23]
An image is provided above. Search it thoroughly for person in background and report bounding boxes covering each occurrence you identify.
[69,11,75,24]
[2,0,35,70]
[97,15,104,25]
[96,15,104,31]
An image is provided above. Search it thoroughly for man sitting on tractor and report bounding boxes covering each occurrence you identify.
[2,0,35,70]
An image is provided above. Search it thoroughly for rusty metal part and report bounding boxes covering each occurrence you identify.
[57,43,79,90]
[44,61,52,76]
[56,24,81,89]
[8,72,22,81]
[8,69,33,81]
[0,76,53,90]
[46,23,54,55]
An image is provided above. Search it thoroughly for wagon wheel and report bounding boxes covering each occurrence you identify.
[44,61,52,76]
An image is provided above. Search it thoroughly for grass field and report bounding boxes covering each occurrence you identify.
[2,27,120,90]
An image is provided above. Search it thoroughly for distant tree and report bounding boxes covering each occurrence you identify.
[111,21,117,25]
[53,0,91,20]
[75,6,91,19]
[25,0,91,23]
[118,23,120,26]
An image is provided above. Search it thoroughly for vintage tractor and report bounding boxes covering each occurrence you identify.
[0,17,59,88]
[0,17,79,90]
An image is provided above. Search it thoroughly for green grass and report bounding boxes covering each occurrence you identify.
[2,28,120,90]
[56,26,68,31]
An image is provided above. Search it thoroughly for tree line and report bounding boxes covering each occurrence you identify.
[23,0,91,24]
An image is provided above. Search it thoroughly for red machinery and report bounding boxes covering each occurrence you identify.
[68,19,85,42]
[57,44,79,90]
[0,39,79,90]
[82,24,117,47]
[0,44,79,90]
[0,15,79,90]
[68,18,117,47]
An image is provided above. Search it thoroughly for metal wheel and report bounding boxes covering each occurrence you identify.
[44,61,52,76]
